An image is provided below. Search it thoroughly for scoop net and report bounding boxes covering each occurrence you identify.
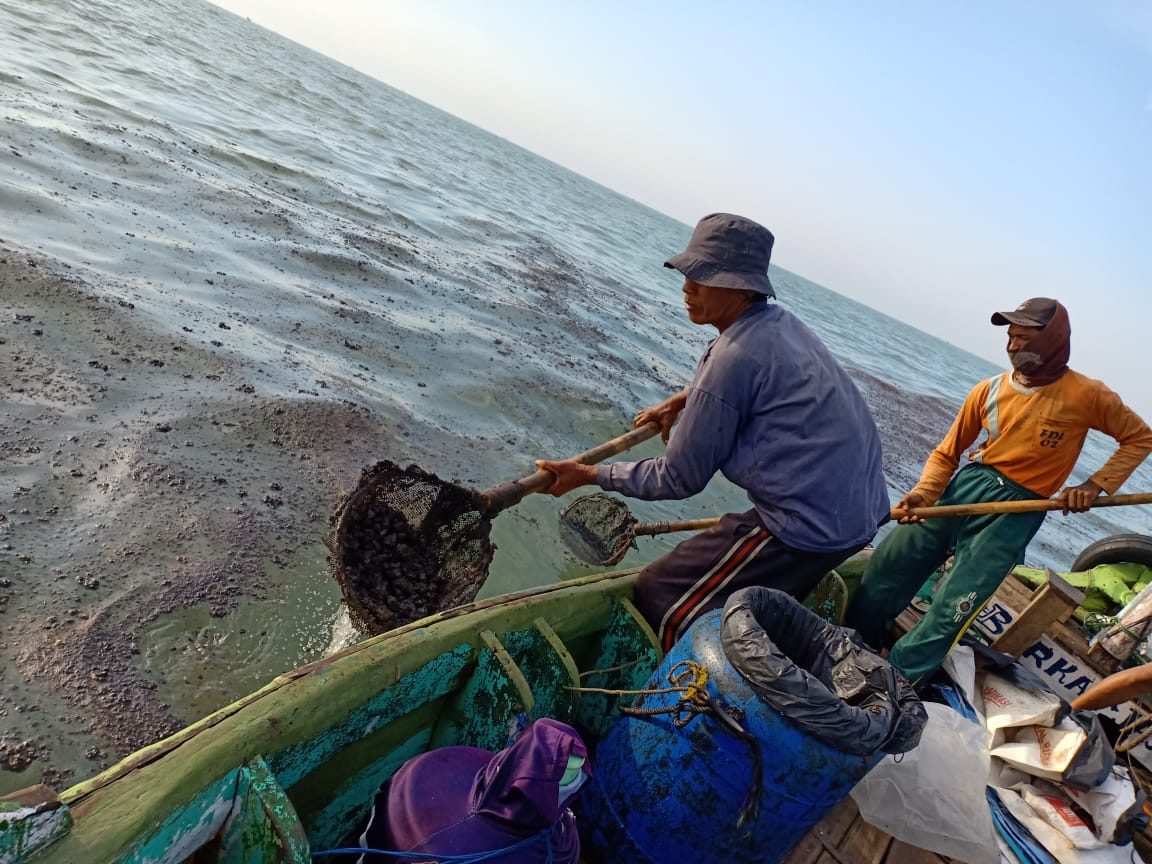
[326,461,495,635]
[557,492,638,566]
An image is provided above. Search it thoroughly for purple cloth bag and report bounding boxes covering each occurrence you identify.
[357,718,589,863]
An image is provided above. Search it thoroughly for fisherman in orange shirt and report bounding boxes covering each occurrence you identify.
[846,298,1152,683]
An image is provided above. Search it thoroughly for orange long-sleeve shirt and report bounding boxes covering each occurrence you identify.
[912,370,1152,503]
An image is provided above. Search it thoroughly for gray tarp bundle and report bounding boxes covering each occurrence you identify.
[721,587,927,757]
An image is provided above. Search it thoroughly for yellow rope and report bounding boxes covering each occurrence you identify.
[566,685,685,696]
[565,661,710,708]
[568,659,762,828]
[576,658,646,679]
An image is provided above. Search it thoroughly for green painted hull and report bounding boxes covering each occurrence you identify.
[2,554,867,864]
[2,567,659,863]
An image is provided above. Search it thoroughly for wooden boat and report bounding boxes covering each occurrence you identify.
[4,543,1149,864]
[2,549,892,864]
[2,565,664,863]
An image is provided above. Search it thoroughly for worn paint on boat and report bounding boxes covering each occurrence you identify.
[1,565,668,863]
[10,543,1152,864]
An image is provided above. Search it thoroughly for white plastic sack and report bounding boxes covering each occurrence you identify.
[990,718,1086,782]
[992,788,1133,864]
[981,672,1063,734]
[1061,767,1142,845]
[1019,783,1106,850]
[851,702,999,864]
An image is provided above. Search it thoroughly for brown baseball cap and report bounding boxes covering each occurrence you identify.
[991,297,1059,327]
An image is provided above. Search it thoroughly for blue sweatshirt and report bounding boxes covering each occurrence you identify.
[596,303,889,552]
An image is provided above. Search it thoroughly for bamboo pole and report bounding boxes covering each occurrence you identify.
[632,492,1152,537]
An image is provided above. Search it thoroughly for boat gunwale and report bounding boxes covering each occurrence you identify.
[58,567,641,805]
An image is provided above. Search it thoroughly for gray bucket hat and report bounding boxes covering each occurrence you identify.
[664,213,776,297]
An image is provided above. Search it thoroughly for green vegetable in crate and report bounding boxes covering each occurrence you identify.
[1011,563,1152,619]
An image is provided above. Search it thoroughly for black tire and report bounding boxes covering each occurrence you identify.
[1071,533,1152,572]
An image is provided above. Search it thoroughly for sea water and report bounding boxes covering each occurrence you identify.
[2,0,1150,787]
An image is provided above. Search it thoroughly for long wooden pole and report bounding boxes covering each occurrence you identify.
[480,423,661,516]
[903,491,1152,520]
[632,492,1152,537]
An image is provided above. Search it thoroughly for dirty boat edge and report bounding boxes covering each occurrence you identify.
[1,564,659,863]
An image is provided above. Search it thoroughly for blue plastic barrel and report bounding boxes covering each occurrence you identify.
[579,606,887,864]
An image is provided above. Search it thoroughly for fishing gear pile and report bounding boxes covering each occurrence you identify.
[557,492,638,566]
[327,425,661,633]
[326,461,494,634]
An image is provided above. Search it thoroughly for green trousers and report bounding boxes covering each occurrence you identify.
[845,464,1047,683]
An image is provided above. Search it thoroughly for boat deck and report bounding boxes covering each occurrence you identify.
[781,795,953,864]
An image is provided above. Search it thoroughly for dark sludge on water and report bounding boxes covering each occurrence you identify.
[326,460,496,634]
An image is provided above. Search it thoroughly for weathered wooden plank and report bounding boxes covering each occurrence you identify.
[435,629,535,753]
[883,839,952,863]
[118,771,238,864]
[216,757,309,864]
[991,570,1084,658]
[789,822,954,864]
[838,810,893,864]
[0,786,70,864]
[298,724,428,855]
[575,597,660,738]
[980,574,1114,674]
[265,644,473,789]
[780,795,859,864]
[289,700,441,852]
[500,618,581,725]
[804,570,849,625]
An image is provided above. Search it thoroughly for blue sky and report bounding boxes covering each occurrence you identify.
[209,0,1152,419]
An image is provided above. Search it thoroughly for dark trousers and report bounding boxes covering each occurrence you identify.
[844,464,1046,683]
[634,508,866,653]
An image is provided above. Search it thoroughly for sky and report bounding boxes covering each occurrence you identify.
[208,0,1152,419]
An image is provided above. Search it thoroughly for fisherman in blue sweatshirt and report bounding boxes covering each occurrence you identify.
[538,213,890,651]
